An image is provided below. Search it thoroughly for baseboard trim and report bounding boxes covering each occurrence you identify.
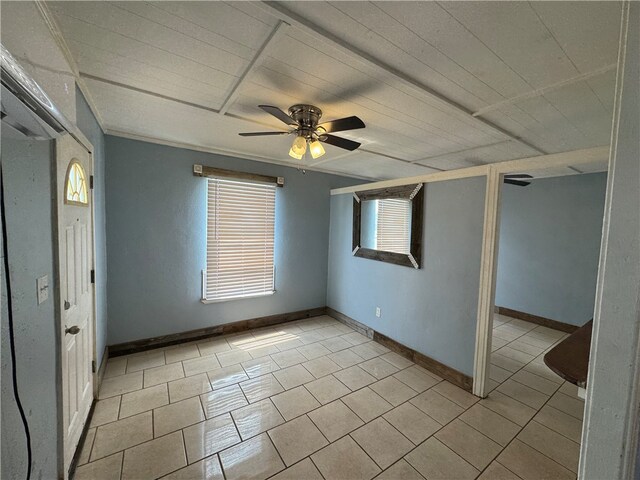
[326,307,474,392]
[97,346,109,389]
[497,306,579,333]
[108,306,328,357]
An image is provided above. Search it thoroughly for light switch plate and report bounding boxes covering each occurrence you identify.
[37,275,49,304]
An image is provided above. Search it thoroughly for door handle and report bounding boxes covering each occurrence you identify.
[65,325,80,335]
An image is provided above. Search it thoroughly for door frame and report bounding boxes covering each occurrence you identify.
[53,128,98,479]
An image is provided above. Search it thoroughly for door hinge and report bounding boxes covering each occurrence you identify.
[90,175,94,190]
[91,360,96,374]
[90,269,95,284]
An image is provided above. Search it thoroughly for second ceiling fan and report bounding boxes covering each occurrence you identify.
[239,104,365,160]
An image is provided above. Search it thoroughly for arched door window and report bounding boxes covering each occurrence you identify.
[65,160,88,206]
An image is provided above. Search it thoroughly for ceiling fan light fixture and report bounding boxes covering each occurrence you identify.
[309,139,325,159]
[289,135,307,159]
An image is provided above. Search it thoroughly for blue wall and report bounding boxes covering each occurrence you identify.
[1,137,59,480]
[104,136,358,345]
[495,173,606,326]
[327,177,487,377]
[75,88,108,365]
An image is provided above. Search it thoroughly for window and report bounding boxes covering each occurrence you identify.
[204,178,276,302]
[65,160,88,206]
[375,198,412,254]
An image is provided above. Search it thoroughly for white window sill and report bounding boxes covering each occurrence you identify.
[201,290,275,304]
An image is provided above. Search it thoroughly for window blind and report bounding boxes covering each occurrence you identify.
[205,178,276,302]
[376,198,412,254]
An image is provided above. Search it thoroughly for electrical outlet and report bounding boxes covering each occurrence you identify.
[375,307,381,318]
[37,275,49,304]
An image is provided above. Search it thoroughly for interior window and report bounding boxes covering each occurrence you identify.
[65,160,88,206]
[204,178,276,302]
[375,198,412,254]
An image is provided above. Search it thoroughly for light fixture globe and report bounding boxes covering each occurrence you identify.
[289,135,307,159]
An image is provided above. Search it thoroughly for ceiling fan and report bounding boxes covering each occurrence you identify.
[239,104,365,160]
[504,174,533,186]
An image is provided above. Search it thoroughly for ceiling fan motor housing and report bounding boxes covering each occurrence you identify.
[289,104,323,139]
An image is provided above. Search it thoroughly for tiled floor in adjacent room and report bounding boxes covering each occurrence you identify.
[75,314,583,480]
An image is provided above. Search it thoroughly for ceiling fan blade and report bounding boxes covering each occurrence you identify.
[505,174,533,179]
[317,116,365,133]
[320,134,361,151]
[259,105,297,125]
[504,179,531,187]
[239,131,289,137]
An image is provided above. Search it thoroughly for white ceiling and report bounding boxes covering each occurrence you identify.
[48,1,621,180]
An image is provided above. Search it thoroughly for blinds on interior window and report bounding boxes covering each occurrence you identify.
[205,178,276,302]
[376,198,412,254]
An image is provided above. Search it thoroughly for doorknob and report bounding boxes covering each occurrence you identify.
[64,300,71,310]
[65,325,80,335]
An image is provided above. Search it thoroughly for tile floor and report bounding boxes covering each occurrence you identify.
[75,314,584,480]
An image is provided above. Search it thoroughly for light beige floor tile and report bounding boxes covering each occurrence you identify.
[90,396,121,427]
[393,366,440,392]
[334,365,377,390]
[349,343,382,361]
[217,349,252,367]
[276,338,306,351]
[491,354,525,373]
[507,339,546,357]
[182,413,241,463]
[242,357,280,378]
[459,404,521,446]
[360,357,400,379]
[517,421,580,472]
[343,387,393,422]
[271,386,320,421]
[270,458,324,480]
[488,379,501,393]
[126,350,165,373]
[120,384,168,419]
[342,332,372,346]
[410,389,464,425]
[271,349,307,368]
[522,360,563,384]
[477,461,520,480]
[497,379,550,409]
[329,349,364,368]
[533,405,583,443]
[370,376,418,406]
[375,459,425,480]
[201,384,248,418]
[297,342,332,360]
[312,435,381,480]
[91,411,153,460]
[232,398,285,440]
[308,399,364,442]
[240,373,284,403]
[315,325,345,339]
[104,358,127,379]
[479,391,537,426]
[489,364,513,383]
[220,433,285,480]
[547,392,585,420]
[162,454,224,480]
[303,356,341,378]
[144,362,184,388]
[321,336,352,353]
[268,415,329,466]
[182,355,222,377]
[559,381,580,397]
[273,364,314,390]
[517,334,556,350]
[247,344,281,359]
[497,439,574,480]
[432,381,479,409]
[154,396,205,437]
[99,371,143,399]
[510,370,561,396]
[74,452,123,480]
[168,373,212,403]
[305,375,351,405]
[208,364,249,390]
[435,419,502,470]
[492,327,522,342]
[197,339,231,357]
[351,417,414,469]
[121,431,186,480]
[405,437,479,480]
[507,319,537,332]
[491,337,510,351]
[78,428,96,465]
[380,352,414,369]
[383,402,441,445]
[165,344,200,364]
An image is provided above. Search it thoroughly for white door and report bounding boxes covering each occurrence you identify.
[56,134,94,475]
